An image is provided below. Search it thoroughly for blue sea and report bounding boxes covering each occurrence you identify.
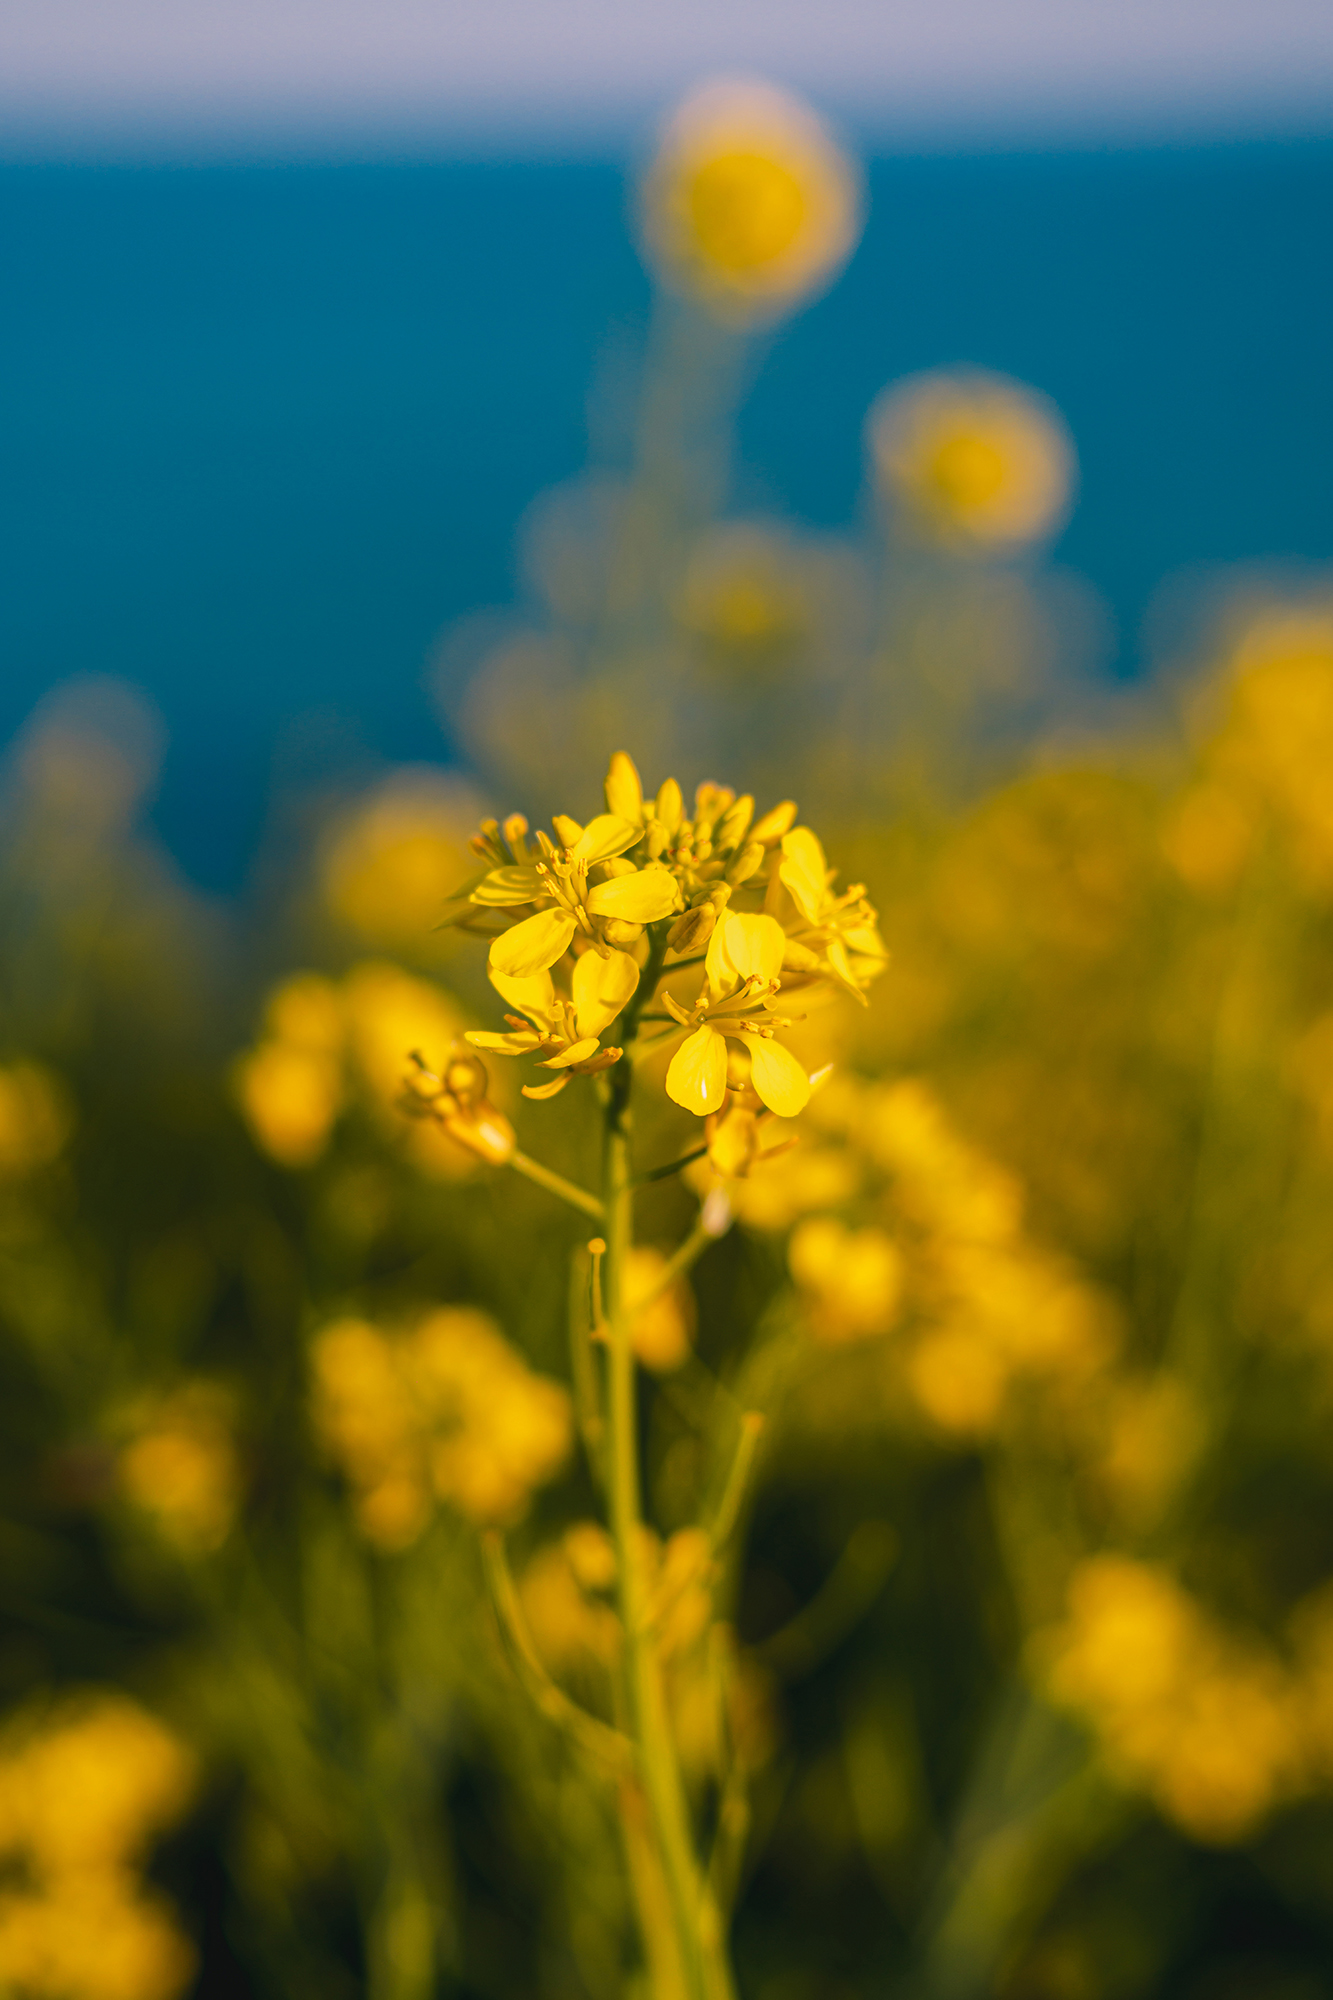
[2,143,1330,886]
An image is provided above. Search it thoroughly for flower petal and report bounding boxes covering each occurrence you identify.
[488,909,578,979]
[586,868,682,924]
[573,946,640,1038]
[469,865,545,906]
[721,912,786,984]
[571,814,642,863]
[540,1036,602,1069]
[665,1026,728,1117]
[778,827,829,922]
[740,1034,811,1118]
[604,751,645,823]
[489,969,557,1021]
[522,1075,571,1101]
[465,1031,542,1055]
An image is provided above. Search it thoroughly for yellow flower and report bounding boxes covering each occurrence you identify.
[770,826,888,1001]
[465,950,639,1100]
[117,1383,241,1555]
[664,912,812,1118]
[0,1062,73,1177]
[869,369,1075,552]
[639,79,861,322]
[321,772,480,953]
[233,1038,343,1169]
[788,1216,903,1343]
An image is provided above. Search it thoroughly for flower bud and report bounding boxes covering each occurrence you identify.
[667,903,717,955]
[443,1048,490,1105]
[442,1100,515,1166]
[600,918,645,948]
[728,841,765,886]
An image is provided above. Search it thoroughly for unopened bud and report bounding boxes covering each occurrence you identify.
[443,1048,489,1105]
[715,794,755,852]
[655,777,684,832]
[668,903,717,955]
[502,812,529,849]
[600,918,645,948]
[728,841,765,886]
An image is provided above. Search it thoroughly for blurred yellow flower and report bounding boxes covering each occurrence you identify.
[1044,1557,1305,1844]
[0,1062,73,1177]
[321,771,480,953]
[869,369,1075,553]
[623,1245,696,1373]
[788,1216,903,1343]
[679,523,810,674]
[1205,608,1333,887]
[234,1037,344,1169]
[0,1692,196,2000]
[310,1307,573,1546]
[639,79,861,321]
[117,1383,241,1555]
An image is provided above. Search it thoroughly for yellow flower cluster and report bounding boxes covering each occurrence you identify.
[320,771,480,954]
[700,1072,1111,1430]
[639,79,861,323]
[1165,608,1333,894]
[0,1693,196,2000]
[309,1308,573,1549]
[0,1062,72,1179]
[1043,1557,1311,1845]
[452,751,886,1118]
[234,959,508,1174]
[116,1382,241,1555]
[869,369,1076,553]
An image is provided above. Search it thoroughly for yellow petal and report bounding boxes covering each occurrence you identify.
[586,868,682,924]
[665,1026,728,1117]
[552,815,583,848]
[655,777,684,831]
[740,1034,811,1117]
[489,969,557,1019]
[720,912,786,984]
[465,1031,541,1055]
[573,946,640,1037]
[778,827,828,921]
[488,909,577,979]
[605,751,645,822]
[570,813,642,863]
[522,1075,571,1101]
[541,1037,602,1069]
[469,865,545,905]
[749,799,798,845]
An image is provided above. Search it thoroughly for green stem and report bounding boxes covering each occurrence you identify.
[602,933,737,2000]
[508,1148,604,1221]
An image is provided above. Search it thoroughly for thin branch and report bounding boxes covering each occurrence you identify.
[481,1532,633,1776]
[709,1413,765,1553]
[508,1149,604,1221]
[636,1143,709,1186]
[568,1244,606,1485]
[753,1520,898,1682]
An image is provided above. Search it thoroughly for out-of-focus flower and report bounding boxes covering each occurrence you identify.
[788,1216,903,1344]
[234,962,489,1177]
[0,1692,197,2000]
[1043,1556,1305,1844]
[321,771,481,954]
[623,1245,696,1373]
[116,1383,241,1555]
[639,78,861,322]
[679,523,811,674]
[1201,608,1333,889]
[310,1308,572,1547]
[0,1063,73,1177]
[869,369,1075,554]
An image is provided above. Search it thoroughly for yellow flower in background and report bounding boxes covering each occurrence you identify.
[0,1692,197,2000]
[1205,607,1333,887]
[117,1383,241,1555]
[679,523,811,674]
[0,1062,73,1177]
[310,1308,572,1547]
[788,1216,903,1344]
[623,1245,696,1373]
[869,369,1075,553]
[234,1037,344,1168]
[321,770,481,953]
[639,78,861,322]
[1043,1557,1305,1845]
